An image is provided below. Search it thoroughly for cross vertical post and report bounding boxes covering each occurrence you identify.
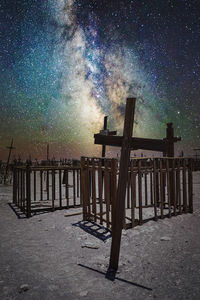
[102,116,108,158]
[166,123,174,157]
[108,98,136,274]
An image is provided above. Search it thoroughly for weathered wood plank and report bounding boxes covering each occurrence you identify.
[188,159,193,213]
[59,169,62,207]
[109,98,136,271]
[98,159,103,225]
[92,159,97,222]
[94,134,168,152]
[138,160,143,225]
[131,160,136,227]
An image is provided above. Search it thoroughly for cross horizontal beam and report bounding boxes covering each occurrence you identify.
[94,134,168,152]
[163,137,181,142]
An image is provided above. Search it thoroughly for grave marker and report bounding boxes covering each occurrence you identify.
[94,98,181,276]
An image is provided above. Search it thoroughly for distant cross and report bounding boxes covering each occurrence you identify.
[4,139,15,183]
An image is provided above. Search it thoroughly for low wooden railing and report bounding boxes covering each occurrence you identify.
[81,157,193,229]
[13,165,81,217]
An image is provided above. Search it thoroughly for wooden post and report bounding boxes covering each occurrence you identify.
[52,169,55,211]
[91,159,97,222]
[77,169,80,198]
[17,170,19,206]
[108,98,135,272]
[22,170,25,212]
[59,169,62,207]
[40,170,43,201]
[130,160,136,227]
[81,157,87,220]
[153,159,158,221]
[127,170,130,209]
[111,159,117,228]
[20,170,23,209]
[46,170,49,200]
[34,171,36,201]
[13,167,17,204]
[26,164,31,218]
[188,158,193,213]
[144,159,148,206]
[65,170,69,207]
[166,159,172,218]
[172,159,177,215]
[102,116,108,158]
[182,159,187,212]
[98,159,103,225]
[176,159,181,214]
[159,159,164,219]
[86,159,91,217]
[138,160,143,225]
[150,161,153,205]
[166,123,174,208]
[73,169,76,206]
[165,123,182,206]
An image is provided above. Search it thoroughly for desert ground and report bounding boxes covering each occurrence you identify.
[0,172,200,300]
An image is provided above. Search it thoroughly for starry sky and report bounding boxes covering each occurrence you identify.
[0,0,199,160]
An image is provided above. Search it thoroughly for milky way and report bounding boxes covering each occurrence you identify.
[0,0,199,160]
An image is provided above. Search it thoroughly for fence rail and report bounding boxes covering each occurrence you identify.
[13,165,81,217]
[81,157,193,229]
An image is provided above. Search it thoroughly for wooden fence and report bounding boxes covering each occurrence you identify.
[81,157,193,229]
[13,165,81,217]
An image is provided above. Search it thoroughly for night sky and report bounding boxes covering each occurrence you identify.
[0,0,199,160]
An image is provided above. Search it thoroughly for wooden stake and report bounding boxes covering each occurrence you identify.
[98,159,103,225]
[26,165,31,218]
[131,160,136,227]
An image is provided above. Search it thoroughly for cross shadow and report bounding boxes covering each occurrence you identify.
[78,263,152,290]
[72,220,112,242]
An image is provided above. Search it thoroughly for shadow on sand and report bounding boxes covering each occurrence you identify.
[78,263,152,290]
[72,220,111,242]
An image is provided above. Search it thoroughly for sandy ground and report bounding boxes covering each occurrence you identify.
[0,172,200,300]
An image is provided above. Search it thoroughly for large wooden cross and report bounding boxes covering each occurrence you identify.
[95,98,136,275]
[94,98,175,276]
